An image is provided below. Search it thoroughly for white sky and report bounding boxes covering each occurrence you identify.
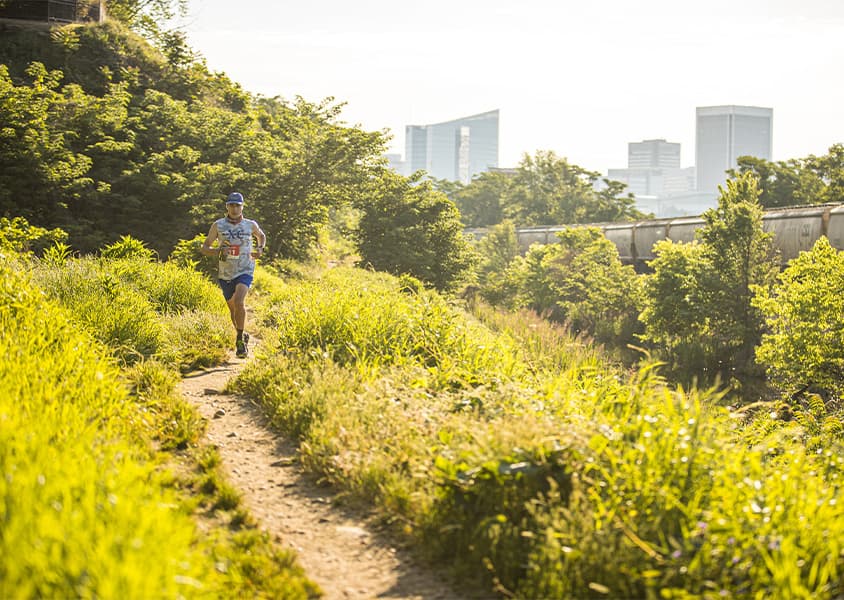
[181,0,844,174]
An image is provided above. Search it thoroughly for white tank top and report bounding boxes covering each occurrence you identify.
[215,217,257,280]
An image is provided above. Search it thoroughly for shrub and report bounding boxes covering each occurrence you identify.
[0,215,67,254]
[355,170,475,291]
[170,233,217,280]
[640,173,779,380]
[100,234,157,260]
[473,220,523,307]
[753,236,844,399]
[515,227,644,348]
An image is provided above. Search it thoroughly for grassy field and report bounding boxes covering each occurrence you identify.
[232,264,844,599]
[4,242,843,598]
[1,251,319,598]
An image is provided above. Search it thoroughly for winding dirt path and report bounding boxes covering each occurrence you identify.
[179,351,466,600]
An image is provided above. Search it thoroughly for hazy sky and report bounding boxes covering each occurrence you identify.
[181,0,844,174]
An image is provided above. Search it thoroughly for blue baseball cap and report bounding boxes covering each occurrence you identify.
[226,192,244,205]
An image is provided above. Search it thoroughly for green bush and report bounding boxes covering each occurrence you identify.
[473,220,523,307]
[641,173,778,380]
[753,236,844,399]
[0,216,67,254]
[515,227,644,348]
[170,233,217,279]
[640,238,710,370]
[355,170,475,291]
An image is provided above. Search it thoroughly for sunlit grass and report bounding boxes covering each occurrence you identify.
[2,251,319,598]
[234,263,844,598]
[30,254,230,368]
[0,258,209,597]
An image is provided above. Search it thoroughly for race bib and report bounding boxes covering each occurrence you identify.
[227,245,241,257]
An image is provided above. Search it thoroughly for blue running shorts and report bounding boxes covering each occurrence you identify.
[218,273,254,301]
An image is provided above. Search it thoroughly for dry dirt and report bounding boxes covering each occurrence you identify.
[179,344,471,600]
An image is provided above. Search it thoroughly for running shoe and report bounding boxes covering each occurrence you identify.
[235,336,248,358]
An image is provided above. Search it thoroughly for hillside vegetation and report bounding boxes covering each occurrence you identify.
[4,216,843,596]
[0,231,319,598]
[3,9,844,598]
[231,264,844,598]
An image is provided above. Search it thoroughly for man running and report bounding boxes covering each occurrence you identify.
[200,192,266,358]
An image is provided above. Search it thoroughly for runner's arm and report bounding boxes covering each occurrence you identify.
[199,223,221,256]
[252,222,267,256]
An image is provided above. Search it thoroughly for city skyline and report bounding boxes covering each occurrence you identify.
[182,0,844,176]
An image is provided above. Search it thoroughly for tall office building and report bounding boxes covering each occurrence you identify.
[695,105,773,195]
[404,110,499,184]
[607,138,694,215]
[628,139,681,169]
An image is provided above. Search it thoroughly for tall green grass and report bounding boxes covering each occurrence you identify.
[255,266,522,387]
[31,255,231,369]
[235,264,844,598]
[0,258,210,597]
[2,252,319,598]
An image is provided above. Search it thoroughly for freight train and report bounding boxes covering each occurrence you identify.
[480,203,844,266]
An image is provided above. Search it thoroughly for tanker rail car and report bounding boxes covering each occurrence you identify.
[488,203,844,266]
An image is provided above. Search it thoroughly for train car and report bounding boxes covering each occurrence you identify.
[829,205,844,250]
[762,205,830,262]
[601,223,635,261]
[513,225,565,252]
[502,203,844,266]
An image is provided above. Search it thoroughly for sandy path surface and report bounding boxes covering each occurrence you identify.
[179,352,467,600]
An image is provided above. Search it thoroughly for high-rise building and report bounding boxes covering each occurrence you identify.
[607,138,694,215]
[695,105,773,195]
[628,139,681,169]
[404,110,499,184]
[405,126,428,174]
[384,153,407,176]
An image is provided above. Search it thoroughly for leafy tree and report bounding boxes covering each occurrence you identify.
[474,220,522,306]
[354,171,475,290]
[428,177,465,198]
[452,170,512,227]
[1,27,388,259]
[640,172,779,377]
[0,216,67,255]
[728,144,844,208]
[514,227,644,347]
[239,96,387,259]
[106,0,187,40]
[729,156,824,208]
[501,150,643,226]
[696,173,779,370]
[639,239,708,368]
[805,143,844,205]
[0,63,93,228]
[592,178,642,222]
[753,236,844,398]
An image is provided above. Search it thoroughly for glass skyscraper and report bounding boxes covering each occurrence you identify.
[404,110,499,184]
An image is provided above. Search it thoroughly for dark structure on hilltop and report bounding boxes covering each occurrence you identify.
[0,0,105,24]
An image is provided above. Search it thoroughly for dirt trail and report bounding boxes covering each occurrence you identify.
[179,348,466,600]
